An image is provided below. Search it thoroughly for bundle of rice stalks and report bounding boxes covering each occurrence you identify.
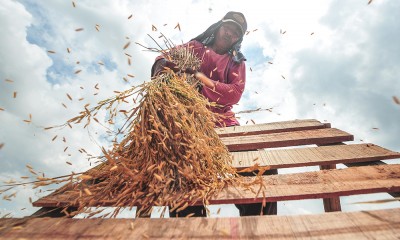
[50,44,240,217]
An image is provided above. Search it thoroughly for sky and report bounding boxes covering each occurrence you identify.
[0,0,399,218]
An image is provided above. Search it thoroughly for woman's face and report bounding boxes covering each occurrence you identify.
[212,22,242,54]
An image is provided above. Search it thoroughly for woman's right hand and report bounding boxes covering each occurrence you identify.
[151,59,180,76]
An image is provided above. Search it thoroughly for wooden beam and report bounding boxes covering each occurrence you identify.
[216,119,331,137]
[320,164,342,212]
[230,143,400,170]
[1,208,400,239]
[30,207,77,218]
[221,128,354,151]
[32,164,400,208]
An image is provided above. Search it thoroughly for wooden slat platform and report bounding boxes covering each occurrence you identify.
[1,208,399,239]
[231,143,400,170]
[221,128,354,151]
[216,119,331,137]
[32,164,400,207]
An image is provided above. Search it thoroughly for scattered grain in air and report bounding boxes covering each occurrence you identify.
[64,147,69,152]
[123,41,131,50]
[98,61,104,65]
[29,197,32,203]
[52,135,58,141]
[0,143,4,149]
[232,72,238,77]
[63,137,66,142]
[152,25,157,31]
[246,30,250,35]
[95,83,99,89]
[255,91,258,94]
[127,58,131,65]
[95,24,100,32]
[80,86,84,89]
[128,14,133,19]
[72,1,76,7]
[66,161,72,165]
[250,67,252,72]
[311,32,314,35]
[217,208,221,214]
[67,48,71,53]
[0,107,4,111]
[129,222,134,230]
[66,93,73,101]
[47,50,56,54]
[282,31,286,34]
[253,157,259,162]
[123,77,128,82]
[78,97,84,101]
[75,28,84,32]
[393,96,400,105]
[174,23,181,31]
[5,79,14,83]
[253,29,258,32]
[62,103,67,108]
[12,91,17,98]
[372,127,379,130]
[368,0,373,4]
[75,69,82,74]
[110,166,118,171]
[268,62,273,64]
[127,74,135,78]
[76,61,80,64]
[281,75,286,79]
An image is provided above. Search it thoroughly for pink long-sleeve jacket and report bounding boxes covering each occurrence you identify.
[156,40,246,127]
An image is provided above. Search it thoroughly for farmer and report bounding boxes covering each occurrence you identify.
[151,11,277,217]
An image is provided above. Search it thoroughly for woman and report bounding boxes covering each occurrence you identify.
[152,11,247,128]
[152,11,276,217]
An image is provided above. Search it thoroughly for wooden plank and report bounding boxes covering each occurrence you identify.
[231,143,400,170]
[1,208,400,239]
[212,164,400,205]
[33,164,400,208]
[216,119,331,137]
[222,128,354,151]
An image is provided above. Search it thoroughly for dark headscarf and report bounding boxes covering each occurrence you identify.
[191,12,247,63]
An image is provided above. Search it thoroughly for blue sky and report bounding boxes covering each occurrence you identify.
[0,0,399,218]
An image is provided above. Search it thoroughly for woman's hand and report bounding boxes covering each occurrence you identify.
[152,59,180,76]
[193,71,215,89]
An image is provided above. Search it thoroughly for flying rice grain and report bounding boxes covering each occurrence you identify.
[394,96,400,105]
[123,42,131,50]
